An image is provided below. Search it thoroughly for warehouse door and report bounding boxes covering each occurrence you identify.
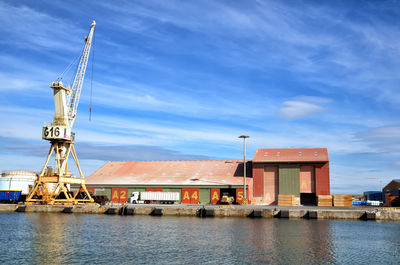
[279,165,300,197]
[111,188,128,203]
[300,166,315,193]
[300,193,316,206]
[300,166,316,205]
[220,188,236,203]
[264,166,278,205]
[181,188,199,204]
[210,188,220,204]
[199,189,210,204]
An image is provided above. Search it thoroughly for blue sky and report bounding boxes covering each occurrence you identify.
[1,0,400,194]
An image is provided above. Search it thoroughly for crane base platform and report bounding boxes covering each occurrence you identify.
[25,175,94,205]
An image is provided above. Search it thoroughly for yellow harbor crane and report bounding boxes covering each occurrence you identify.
[26,21,96,205]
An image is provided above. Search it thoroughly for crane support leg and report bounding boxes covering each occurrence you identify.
[25,140,94,205]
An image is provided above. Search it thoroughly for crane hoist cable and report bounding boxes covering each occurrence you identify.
[89,28,95,121]
[56,54,80,82]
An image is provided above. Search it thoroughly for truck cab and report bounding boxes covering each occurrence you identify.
[130,191,143,204]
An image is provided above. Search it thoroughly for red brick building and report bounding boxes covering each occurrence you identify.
[252,148,329,205]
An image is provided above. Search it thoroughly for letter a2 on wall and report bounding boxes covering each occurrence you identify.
[111,188,128,203]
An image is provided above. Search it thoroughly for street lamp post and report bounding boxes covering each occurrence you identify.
[239,135,249,204]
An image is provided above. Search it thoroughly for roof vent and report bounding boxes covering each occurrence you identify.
[264,152,268,157]
[314,152,318,156]
[299,152,302,157]
[277,152,280,156]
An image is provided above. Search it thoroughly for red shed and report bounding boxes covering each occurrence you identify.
[252,148,329,205]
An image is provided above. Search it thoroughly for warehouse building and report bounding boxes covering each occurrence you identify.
[84,147,330,205]
[383,179,400,195]
[382,179,400,205]
[85,160,252,204]
[252,148,330,205]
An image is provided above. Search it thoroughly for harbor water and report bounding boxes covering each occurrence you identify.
[0,213,399,264]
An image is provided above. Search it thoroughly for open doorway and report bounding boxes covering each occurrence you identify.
[300,193,316,206]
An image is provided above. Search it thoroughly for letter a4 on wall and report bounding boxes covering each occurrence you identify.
[181,188,199,204]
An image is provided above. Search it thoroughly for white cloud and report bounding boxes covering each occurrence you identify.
[0,2,82,51]
[355,126,400,152]
[359,126,400,140]
[278,100,325,120]
[84,81,276,120]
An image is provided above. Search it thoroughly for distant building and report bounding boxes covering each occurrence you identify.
[363,191,383,201]
[84,148,330,205]
[383,179,400,197]
[0,170,37,194]
[382,179,400,206]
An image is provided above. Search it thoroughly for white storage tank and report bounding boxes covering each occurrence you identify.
[0,170,37,194]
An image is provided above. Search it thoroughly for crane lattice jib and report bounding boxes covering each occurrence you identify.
[67,21,96,128]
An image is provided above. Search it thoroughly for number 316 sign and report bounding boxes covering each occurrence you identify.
[42,126,72,140]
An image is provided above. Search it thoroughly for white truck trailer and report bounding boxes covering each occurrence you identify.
[129,191,180,204]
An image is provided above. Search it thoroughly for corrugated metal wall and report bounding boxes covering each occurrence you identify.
[146,188,163,192]
[252,164,264,197]
[199,188,210,204]
[315,163,330,195]
[264,166,278,205]
[247,178,253,202]
[279,165,300,196]
[300,165,315,193]
[128,188,145,197]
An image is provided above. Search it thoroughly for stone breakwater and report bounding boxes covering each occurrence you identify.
[1,204,399,221]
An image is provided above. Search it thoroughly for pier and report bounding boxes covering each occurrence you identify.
[1,204,400,221]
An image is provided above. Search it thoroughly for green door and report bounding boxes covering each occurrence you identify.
[279,165,300,196]
[199,188,211,204]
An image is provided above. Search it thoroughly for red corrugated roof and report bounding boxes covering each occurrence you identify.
[253,148,329,163]
[86,160,252,186]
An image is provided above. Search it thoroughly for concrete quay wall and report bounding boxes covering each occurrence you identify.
[1,204,400,221]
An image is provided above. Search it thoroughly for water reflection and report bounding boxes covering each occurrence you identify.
[245,219,336,264]
[25,213,84,264]
[0,213,399,264]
